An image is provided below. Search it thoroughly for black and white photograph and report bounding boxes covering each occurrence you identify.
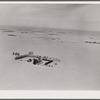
[0,2,100,90]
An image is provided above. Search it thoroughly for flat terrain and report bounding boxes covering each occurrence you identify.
[0,26,100,90]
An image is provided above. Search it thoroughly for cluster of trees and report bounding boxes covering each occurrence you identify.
[85,41,100,44]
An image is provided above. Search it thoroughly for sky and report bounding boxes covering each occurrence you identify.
[0,4,100,31]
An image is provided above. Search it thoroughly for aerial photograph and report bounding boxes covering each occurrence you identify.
[0,3,100,90]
